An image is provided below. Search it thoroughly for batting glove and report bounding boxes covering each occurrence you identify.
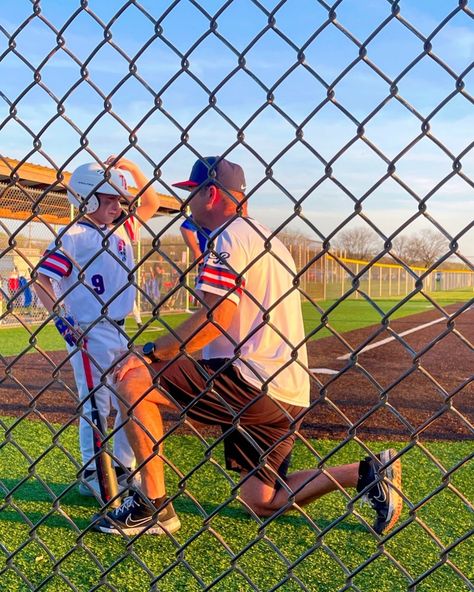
[54,313,82,347]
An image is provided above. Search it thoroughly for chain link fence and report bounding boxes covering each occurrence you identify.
[0,1,473,591]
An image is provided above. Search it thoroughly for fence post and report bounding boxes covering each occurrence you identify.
[323,253,327,301]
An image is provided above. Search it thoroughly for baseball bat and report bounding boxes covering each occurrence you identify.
[81,347,121,508]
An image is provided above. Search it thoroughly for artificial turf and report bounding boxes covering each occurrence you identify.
[0,416,472,592]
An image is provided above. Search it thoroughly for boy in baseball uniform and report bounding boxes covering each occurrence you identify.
[33,157,160,498]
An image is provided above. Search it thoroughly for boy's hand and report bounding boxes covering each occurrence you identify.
[54,314,83,347]
[105,155,137,173]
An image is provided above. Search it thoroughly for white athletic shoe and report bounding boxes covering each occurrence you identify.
[78,473,101,497]
[78,469,142,498]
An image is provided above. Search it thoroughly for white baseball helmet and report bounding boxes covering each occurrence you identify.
[67,162,132,213]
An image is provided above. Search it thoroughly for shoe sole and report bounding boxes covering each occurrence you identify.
[379,448,402,533]
[95,516,181,536]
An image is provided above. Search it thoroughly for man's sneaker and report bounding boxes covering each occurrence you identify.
[356,448,402,534]
[91,492,181,536]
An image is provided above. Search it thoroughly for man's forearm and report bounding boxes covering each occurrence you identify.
[153,307,224,358]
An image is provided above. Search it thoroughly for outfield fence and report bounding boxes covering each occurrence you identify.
[0,2,473,592]
[1,239,472,326]
[288,249,474,300]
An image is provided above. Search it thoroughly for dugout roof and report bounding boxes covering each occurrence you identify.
[0,158,181,225]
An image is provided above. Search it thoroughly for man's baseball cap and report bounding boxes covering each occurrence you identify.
[172,156,246,193]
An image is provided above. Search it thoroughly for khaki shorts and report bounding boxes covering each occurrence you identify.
[149,357,304,488]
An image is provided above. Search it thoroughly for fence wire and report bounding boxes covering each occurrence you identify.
[0,1,473,591]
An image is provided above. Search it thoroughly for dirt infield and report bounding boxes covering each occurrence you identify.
[1,303,472,441]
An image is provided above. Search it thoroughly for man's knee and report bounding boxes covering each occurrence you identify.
[116,366,152,407]
[241,497,273,517]
[239,476,278,517]
[116,366,176,410]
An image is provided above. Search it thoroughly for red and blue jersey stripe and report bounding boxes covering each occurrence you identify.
[39,250,73,279]
[197,264,245,297]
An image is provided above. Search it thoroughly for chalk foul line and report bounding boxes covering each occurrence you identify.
[337,316,446,361]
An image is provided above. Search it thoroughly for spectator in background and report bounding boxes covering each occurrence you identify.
[19,275,33,313]
[8,268,19,298]
[152,260,165,302]
[143,271,154,302]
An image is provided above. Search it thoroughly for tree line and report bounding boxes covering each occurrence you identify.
[334,227,462,269]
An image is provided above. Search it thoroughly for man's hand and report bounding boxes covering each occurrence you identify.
[113,352,147,383]
[54,313,83,347]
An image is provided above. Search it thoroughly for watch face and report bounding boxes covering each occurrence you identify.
[143,342,155,356]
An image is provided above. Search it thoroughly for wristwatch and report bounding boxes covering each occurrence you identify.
[142,341,160,363]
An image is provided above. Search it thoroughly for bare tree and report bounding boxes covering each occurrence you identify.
[391,229,448,267]
[276,229,315,248]
[391,234,411,262]
[335,226,378,260]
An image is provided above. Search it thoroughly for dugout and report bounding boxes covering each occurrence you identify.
[0,157,181,224]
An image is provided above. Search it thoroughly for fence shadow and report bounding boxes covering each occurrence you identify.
[0,478,365,534]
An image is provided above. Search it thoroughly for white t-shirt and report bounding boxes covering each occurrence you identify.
[196,217,310,408]
[38,217,138,323]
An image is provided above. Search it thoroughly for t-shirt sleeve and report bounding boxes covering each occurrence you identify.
[180,217,197,231]
[38,234,73,280]
[195,228,247,305]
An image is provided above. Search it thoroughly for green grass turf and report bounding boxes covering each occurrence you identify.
[0,416,472,591]
[1,289,469,357]
[0,312,190,358]
[301,292,463,339]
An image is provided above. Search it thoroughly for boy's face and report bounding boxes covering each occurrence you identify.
[90,193,123,224]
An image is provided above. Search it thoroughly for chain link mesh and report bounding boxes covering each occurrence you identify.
[0,1,473,591]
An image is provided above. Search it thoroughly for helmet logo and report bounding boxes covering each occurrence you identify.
[117,239,127,262]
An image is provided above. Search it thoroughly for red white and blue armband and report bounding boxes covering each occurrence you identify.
[39,250,73,279]
[196,264,245,302]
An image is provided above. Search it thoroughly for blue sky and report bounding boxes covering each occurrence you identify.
[0,0,473,260]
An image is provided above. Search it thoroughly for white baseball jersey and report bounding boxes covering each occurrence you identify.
[196,217,310,408]
[38,214,139,467]
[39,217,138,323]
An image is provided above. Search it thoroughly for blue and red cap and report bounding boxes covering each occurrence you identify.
[173,156,246,193]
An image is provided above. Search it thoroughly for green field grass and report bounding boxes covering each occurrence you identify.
[0,416,472,592]
[0,312,190,358]
[1,289,469,357]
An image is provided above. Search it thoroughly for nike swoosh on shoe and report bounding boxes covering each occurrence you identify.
[125,515,154,528]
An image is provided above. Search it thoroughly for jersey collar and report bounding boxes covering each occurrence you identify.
[78,219,107,231]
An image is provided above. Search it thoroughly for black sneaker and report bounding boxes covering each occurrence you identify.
[91,493,181,536]
[357,448,402,534]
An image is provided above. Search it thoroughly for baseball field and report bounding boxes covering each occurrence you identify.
[0,290,472,591]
